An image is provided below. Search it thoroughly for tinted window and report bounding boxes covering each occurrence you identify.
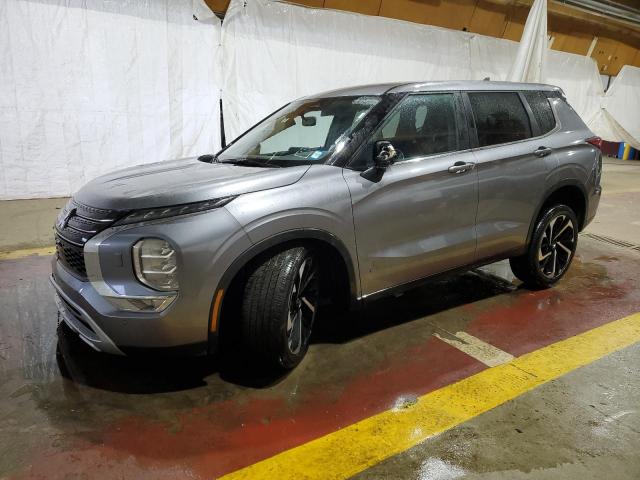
[373,93,459,161]
[469,92,532,147]
[524,91,556,135]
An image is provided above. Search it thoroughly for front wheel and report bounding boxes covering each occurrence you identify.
[510,204,578,289]
[240,246,320,370]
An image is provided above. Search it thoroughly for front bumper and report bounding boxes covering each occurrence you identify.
[51,273,124,355]
[51,259,207,354]
[50,206,253,355]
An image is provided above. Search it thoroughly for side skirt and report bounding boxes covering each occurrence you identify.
[358,251,522,305]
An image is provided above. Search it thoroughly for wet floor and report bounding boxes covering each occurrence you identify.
[355,341,640,479]
[1,236,640,479]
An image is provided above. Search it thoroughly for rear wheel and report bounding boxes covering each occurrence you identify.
[510,204,578,289]
[240,246,320,369]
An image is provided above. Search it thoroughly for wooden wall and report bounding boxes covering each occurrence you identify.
[203,0,640,76]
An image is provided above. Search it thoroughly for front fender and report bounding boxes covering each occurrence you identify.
[208,165,360,351]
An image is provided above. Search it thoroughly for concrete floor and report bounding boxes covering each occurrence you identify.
[1,161,640,479]
[355,343,640,479]
[586,158,640,245]
[0,197,68,252]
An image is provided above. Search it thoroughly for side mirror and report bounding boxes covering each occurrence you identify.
[361,141,397,182]
[374,141,398,169]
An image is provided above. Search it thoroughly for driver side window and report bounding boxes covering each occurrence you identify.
[354,93,460,169]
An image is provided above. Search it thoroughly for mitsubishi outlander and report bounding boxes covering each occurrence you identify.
[51,81,602,369]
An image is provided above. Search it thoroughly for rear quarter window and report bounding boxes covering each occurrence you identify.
[524,91,556,135]
[468,92,532,147]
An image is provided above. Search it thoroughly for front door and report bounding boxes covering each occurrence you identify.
[343,92,478,298]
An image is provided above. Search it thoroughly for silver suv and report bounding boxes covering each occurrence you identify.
[51,81,601,369]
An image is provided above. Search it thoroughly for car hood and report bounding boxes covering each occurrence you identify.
[74,158,311,210]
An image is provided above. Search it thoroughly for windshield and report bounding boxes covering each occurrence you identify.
[217,95,380,167]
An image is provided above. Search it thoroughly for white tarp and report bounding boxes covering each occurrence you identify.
[222,0,607,143]
[3,0,635,199]
[221,0,474,139]
[590,65,640,149]
[469,35,518,82]
[507,0,547,83]
[547,50,604,128]
[0,0,222,200]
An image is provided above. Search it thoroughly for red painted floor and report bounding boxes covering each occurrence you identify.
[2,237,640,479]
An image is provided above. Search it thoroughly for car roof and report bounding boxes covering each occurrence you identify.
[309,80,560,98]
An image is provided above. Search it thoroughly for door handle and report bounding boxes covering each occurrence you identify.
[534,146,553,157]
[448,162,476,174]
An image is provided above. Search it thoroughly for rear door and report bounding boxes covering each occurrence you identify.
[465,90,559,261]
[343,92,479,297]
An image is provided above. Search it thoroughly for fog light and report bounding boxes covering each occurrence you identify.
[107,295,176,312]
[132,238,179,291]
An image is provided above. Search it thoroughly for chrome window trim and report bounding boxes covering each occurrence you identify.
[390,146,475,166]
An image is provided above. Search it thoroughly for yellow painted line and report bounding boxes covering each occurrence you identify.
[0,246,55,261]
[434,330,515,367]
[221,313,640,480]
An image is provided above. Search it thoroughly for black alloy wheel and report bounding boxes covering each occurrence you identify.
[510,204,579,289]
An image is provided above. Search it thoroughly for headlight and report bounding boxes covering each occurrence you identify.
[132,238,179,291]
[115,197,236,226]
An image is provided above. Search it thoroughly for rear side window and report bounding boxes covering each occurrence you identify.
[524,91,556,135]
[469,92,532,147]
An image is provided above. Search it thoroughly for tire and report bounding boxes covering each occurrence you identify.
[510,204,579,289]
[240,246,320,370]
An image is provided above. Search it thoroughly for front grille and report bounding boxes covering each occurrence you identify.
[56,237,88,277]
[54,199,120,279]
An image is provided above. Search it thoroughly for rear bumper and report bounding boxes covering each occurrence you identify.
[583,185,601,229]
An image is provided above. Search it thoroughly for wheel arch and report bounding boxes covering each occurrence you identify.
[526,180,588,247]
[208,229,359,351]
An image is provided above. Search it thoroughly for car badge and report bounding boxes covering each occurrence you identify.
[58,208,75,229]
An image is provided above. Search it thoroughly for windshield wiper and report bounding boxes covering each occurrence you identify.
[264,148,320,158]
[220,158,282,168]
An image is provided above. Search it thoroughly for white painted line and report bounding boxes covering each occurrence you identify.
[434,330,515,367]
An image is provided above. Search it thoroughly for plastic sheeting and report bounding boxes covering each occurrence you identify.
[0,0,222,200]
[221,0,607,143]
[547,50,604,128]
[4,0,636,199]
[590,66,640,149]
[221,0,474,140]
[507,0,547,83]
